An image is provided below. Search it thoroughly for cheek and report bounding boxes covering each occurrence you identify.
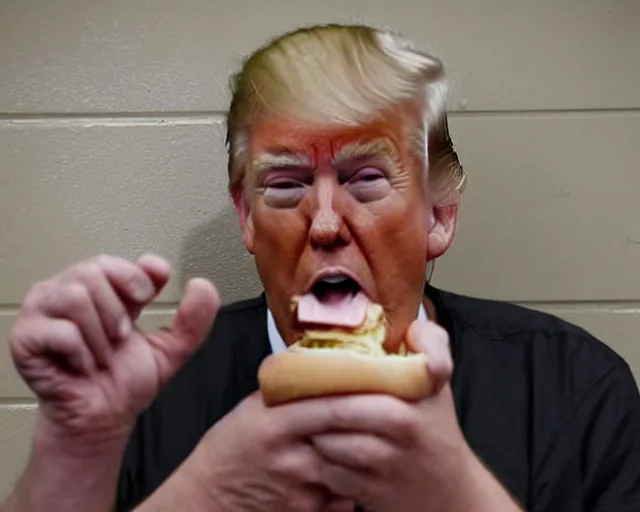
[360,194,429,276]
[385,215,428,263]
[251,202,308,258]
[250,206,307,300]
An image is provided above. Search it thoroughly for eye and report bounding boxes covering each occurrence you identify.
[263,176,308,208]
[350,167,386,183]
[345,166,391,202]
[267,180,305,189]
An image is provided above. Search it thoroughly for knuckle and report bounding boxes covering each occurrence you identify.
[8,322,27,350]
[327,398,349,427]
[357,440,385,468]
[94,253,136,279]
[59,320,83,341]
[119,266,143,289]
[92,253,114,267]
[259,412,283,444]
[63,282,91,309]
[274,450,306,476]
[22,281,49,310]
[387,408,416,439]
[51,321,84,350]
[74,261,103,284]
[27,279,47,296]
[96,253,134,276]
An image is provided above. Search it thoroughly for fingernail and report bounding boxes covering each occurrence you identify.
[131,279,153,302]
[138,253,171,273]
[119,318,132,339]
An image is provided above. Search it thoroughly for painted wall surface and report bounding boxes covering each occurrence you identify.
[1,0,639,497]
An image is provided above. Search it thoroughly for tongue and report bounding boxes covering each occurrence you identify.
[297,289,369,328]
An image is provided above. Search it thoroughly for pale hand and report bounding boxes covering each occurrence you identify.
[166,390,355,512]
[311,321,522,512]
[8,254,220,445]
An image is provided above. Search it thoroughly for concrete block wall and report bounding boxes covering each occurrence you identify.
[1,0,639,497]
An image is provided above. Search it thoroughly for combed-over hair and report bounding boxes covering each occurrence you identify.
[225,23,465,200]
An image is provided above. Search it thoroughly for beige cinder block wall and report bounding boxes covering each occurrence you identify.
[1,0,639,497]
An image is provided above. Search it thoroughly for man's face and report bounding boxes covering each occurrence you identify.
[237,105,432,351]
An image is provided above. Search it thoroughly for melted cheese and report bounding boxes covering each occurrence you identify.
[290,302,417,357]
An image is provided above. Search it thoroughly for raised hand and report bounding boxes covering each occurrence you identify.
[9,253,220,444]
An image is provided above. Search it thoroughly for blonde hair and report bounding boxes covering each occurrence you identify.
[225,23,465,201]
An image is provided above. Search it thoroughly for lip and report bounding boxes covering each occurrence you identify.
[304,267,370,298]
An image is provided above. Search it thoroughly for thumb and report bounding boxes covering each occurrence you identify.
[150,277,220,384]
[171,277,221,347]
[406,320,453,393]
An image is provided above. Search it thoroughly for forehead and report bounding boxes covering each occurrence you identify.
[250,109,412,160]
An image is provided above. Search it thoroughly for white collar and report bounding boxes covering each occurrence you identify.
[267,303,429,354]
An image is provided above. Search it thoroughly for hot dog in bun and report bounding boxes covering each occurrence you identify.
[258,279,431,406]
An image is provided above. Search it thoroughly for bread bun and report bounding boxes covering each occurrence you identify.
[258,301,431,406]
[258,350,430,406]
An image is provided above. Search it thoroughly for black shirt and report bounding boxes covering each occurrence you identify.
[115,285,640,511]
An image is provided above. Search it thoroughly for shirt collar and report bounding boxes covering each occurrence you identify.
[267,303,429,354]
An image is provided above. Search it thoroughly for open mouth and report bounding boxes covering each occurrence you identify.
[311,275,362,304]
[297,273,370,328]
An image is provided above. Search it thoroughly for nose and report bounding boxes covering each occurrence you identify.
[308,177,351,248]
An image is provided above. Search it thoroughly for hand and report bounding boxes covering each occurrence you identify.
[9,253,220,448]
[309,320,490,511]
[174,392,355,512]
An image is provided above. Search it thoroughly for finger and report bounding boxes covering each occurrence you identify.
[130,253,172,319]
[11,317,95,378]
[312,432,397,472]
[93,254,166,319]
[40,283,113,368]
[272,394,418,444]
[170,277,220,348]
[319,462,370,505]
[136,253,172,288]
[68,262,133,343]
[406,320,453,393]
[271,443,326,485]
[148,277,220,385]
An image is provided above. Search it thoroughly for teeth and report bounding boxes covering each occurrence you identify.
[321,275,349,285]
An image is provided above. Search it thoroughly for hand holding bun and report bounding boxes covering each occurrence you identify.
[258,301,431,406]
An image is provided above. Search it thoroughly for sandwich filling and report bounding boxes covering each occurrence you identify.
[290,275,413,357]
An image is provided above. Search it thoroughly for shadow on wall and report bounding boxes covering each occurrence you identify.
[179,204,263,305]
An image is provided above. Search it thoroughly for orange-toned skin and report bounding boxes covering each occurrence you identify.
[234,105,454,354]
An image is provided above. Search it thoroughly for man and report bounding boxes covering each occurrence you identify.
[2,24,640,512]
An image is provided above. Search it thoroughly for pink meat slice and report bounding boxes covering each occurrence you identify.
[297,290,368,328]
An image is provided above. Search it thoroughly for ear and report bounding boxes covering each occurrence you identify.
[427,202,458,261]
[232,185,255,254]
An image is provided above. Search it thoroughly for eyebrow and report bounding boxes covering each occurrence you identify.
[332,138,399,167]
[252,150,312,175]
